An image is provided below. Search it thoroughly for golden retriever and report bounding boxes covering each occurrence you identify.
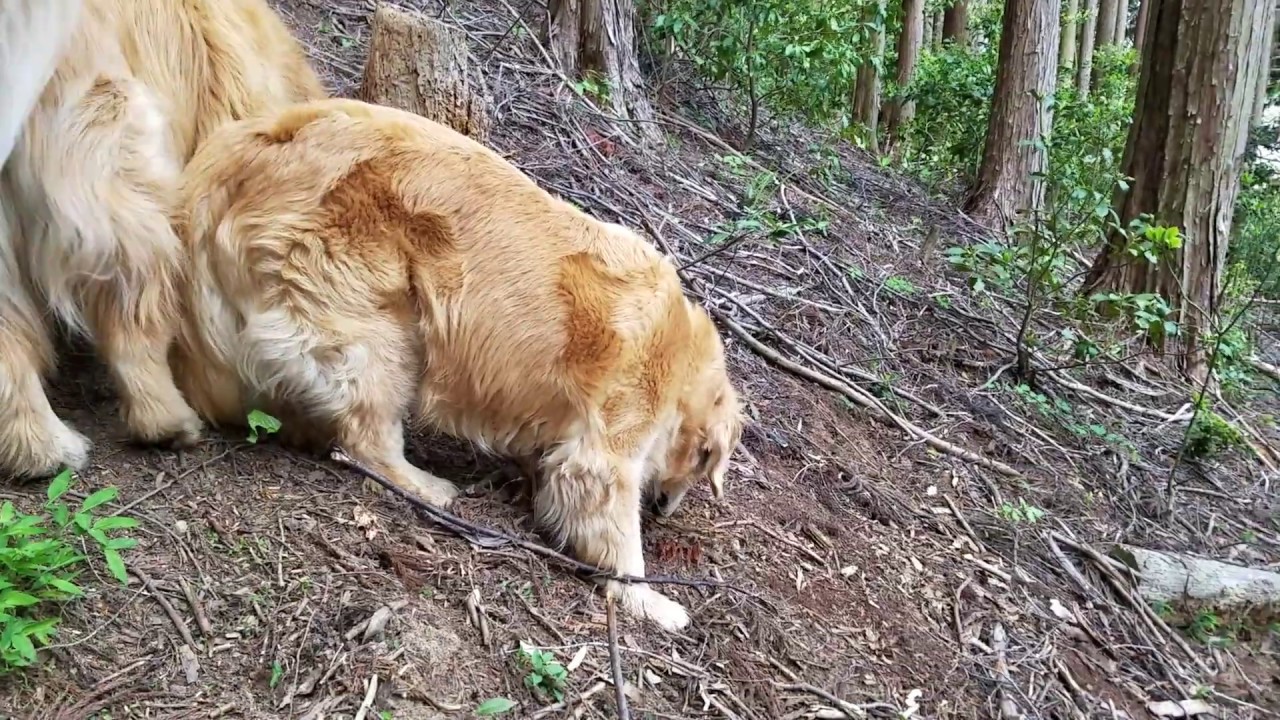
[173,98,744,631]
[0,0,325,479]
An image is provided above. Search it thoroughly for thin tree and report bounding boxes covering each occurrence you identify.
[1253,1,1277,127]
[1076,0,1099,95]
[932,11,945,47]
[943,0,969,44]
[1061,0,1080,71]
[546,0,659,143]
[1114,0,1128,42]
[1082,0,1272,379]
[854,0,887,153]
[1095,0,1118,46]
[963,0,1062,224]
[886,0,926,143]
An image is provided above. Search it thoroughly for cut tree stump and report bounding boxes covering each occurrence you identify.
[360,3,491,142]
[1110,544,1280,610]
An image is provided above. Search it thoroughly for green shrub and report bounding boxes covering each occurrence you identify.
[0,469,137,672]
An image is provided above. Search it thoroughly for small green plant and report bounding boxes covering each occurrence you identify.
[518,641,569,702]
[996,499,1045,525]
[884,276,917,296]
[1150,599,1174,618]
[1188,610,1232,646]
[570,73,611,104]
[246,409,282,444]
[1184,403,1245,459]
[269,661,284,689]
[0,469,138,672]
[474,697,517,716]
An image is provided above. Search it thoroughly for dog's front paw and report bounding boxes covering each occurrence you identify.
[622,586,690,633]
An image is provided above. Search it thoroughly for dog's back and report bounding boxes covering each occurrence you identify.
[179,99,706,453]
[177,99,741,631]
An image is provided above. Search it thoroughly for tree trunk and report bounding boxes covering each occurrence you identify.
[885,0,925,143]
[1253,2,1277,127]
[1076,0,1099,96]
[1114,0,1129,43]
[1082,0,1271,380]
[854,1,887,154]
[932,11,945,47]
[1061,0,1080,71]
[943,0,969,45]
[1095,0,1118,47]
[1131,0,1151,74]
[963,0,1061,225]
[546,0,659,144]
[1111,545,1280,612]
[360,4,492,141]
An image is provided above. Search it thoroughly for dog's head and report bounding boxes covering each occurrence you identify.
[651,306,745,517]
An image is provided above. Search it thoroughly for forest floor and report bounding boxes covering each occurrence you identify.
[3,0,1280,718]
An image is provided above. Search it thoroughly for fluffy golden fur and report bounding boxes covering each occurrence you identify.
[0,0,325,479]
[174,98,744,631]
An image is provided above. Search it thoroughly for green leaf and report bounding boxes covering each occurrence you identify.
[105,537,138,551]
[46,578,83,597]
[103,547,128,585]
[93,516,139,532]
[0,590,41,609]
[246,409,282,444]
[47,469,73,504]
[474,698,517,716]
[11,634,35,662]
[80,487,118,513]
[22,617,58,645]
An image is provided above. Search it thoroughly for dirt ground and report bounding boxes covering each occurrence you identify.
[2,1,1279,718]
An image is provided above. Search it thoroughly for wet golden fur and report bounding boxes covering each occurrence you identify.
[174,98,744,631]
[0,0,325,479]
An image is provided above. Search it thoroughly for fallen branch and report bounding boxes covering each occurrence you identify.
[713,312,1021,477]
[329,448,761,599]
[131,568,199,652]
[1249,356,1280,383]
[606,593,631,720]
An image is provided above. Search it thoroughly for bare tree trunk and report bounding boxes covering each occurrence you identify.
[932,11,945,47]
[943,0,969,45]
[1254,2,1277,127]
[1096,0,1118,47]
[361,5,492,141]
[1131,0,1151,74]
[1082,0,1271,380]
[1114,0,1129,43]
[962,0,1061,224]
[854,0,887,154]
[546,0,659,144]
[886,0,925,143]
[1061,0,1080,71]
[1077,0,1099,96]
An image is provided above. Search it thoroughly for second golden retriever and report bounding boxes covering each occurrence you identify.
[173,98,744,631]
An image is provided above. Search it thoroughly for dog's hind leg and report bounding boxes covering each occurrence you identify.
[25,76,202,450]
[535,442,691,632]
[0,194,90,480]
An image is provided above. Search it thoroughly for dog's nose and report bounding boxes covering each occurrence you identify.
[650,493,673,517]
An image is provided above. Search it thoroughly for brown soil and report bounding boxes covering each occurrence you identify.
[2,1,1279,719]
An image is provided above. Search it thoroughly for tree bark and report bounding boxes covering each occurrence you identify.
[1114,0,1129,43]
[962,0,1061,225]
[360,4,492,141]
[885,0,925,143]
[1095,0,1118,47]
[546,0,659,144]
[943,0,969,45]
[1131,0,1151,74]
[1111,545,1280,612]
[1076,0,1099,96]
[1253,2,1277,127]
[932,11,945,47]
[1061,0,1080,71]
[1082,0,1272,379]
[854,1,887,154]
